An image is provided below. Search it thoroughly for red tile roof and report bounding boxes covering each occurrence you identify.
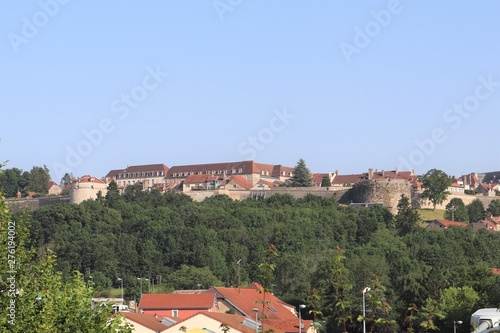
[106,164,169,179]
[434,220,468,228]
[72,175,106,184]
[254,179,278,188]
[139,293,215,310]
[183,174,218,185]
[208,283,297,321]
[226,176,254,190]
[167,161,294,179]
[491,268,500,275]
[265,319,315,333]
[119,312,168,332]
[331,174,364,185]
[312,173,330,187]
[47,181,59,189]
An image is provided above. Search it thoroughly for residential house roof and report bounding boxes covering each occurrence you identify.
[183,174,218,185]
[139,293,216,310]
[432,220,468,228]
[119,312,168,332]
[47,181,59,189]
[207,283,298,321]
[488,216,500,224]
[265,319,315,333]
[222,176,254,190]
[312,173,330,187]
[105,164,170,179]
[491,268,500,275]
[331,174,365,186]
[167,161,294,179]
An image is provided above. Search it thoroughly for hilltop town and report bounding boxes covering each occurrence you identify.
[6,159,500,216]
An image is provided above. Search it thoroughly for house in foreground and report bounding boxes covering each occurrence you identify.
[139,293,217,319]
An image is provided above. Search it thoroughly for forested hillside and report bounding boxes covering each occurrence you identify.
[21,186,500,332]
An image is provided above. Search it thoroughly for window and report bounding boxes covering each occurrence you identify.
[238,168,243,173]
[172,310,178,317]
[151,179,154,184]
[142,172,145,177]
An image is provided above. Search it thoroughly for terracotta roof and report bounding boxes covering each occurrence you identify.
[265,319,314,333]
[331,174,364,185]
[434,220,468,228]
[255,179,278,188]
[183,174,218,185]
[47,181,59,189]
[72,175,106,184]
[312,173,324,186]
[226,176,254,190]
[489,216,500,223]
[208,283,297,321]
[119,312,168,332]
[479,220,497,229]
[167,161,294,179]
[491,268,500,275]
[139,293,215,310]
[106,164,169,178]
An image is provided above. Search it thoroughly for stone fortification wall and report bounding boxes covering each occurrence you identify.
[413,192,498,211]
[6,196,70,213]
[353,179,411,214]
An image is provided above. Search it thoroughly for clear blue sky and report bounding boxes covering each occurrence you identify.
[1,1,499,181]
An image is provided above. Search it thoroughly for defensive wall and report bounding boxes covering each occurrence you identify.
[5,196,70,213]
[353,179,412,214]
[413,192,499,211]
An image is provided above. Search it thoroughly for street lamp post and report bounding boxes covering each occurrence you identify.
[363,287,371,333]
[454,320,463,333]
[299,304,306,333]
[252,308,259,333]
[117,278,124,305]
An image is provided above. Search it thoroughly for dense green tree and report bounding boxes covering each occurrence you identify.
[439,286,479,332]
[444,198,468,222]
[0,183,130,331]
[60,172,73,186]
[289,158,313,187]
[466,199,486,222]
[169,264,224,290]
[486,199,500,216]
[321,176,331,187]
[0,167,28,197]
[421,169,453,211]
[395,195,420,236]
[26,165,51,194]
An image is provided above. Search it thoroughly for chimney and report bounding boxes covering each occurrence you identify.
[395,167,398,175]
[382,170,385,177]
[335,169,339,176]
[368,168,373,180]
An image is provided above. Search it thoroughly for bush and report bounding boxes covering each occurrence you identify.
[464,190,477,195]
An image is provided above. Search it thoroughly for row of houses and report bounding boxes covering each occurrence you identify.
[66,160,500,206]
[115,282,316,333]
